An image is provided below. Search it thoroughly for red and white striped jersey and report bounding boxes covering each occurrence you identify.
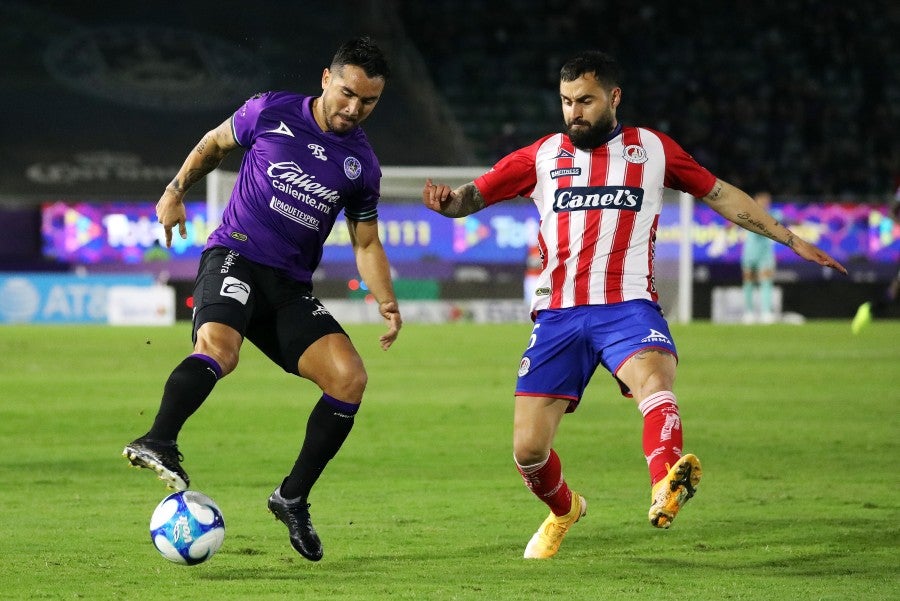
[474,126,716,312]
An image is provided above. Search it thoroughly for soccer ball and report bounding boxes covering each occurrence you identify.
[149,490,225,565]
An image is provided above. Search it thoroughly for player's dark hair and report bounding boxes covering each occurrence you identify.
[560,51,621,89]
[331,36,391,80]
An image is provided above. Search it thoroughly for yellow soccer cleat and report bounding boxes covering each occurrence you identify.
[523,493,587,559]
[851,302,872,335]
[649,453,702,529]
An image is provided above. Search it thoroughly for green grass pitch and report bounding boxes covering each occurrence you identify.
[1,320,897,600]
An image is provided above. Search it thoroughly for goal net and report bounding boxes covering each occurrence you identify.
[207,168,695,322]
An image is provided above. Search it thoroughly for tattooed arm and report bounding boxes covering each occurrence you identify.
[700,178,847,274]
[156,118,239,247]
[421,179,486,217]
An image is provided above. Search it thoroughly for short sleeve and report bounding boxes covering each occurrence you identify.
[231,92,271,148]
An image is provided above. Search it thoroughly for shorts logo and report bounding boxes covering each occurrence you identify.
[343,156,362,180]
[622,145,648,163]
[220,276,250,305]
[311,301,331,317]
[641,329,671,344]
[518,356,531,377]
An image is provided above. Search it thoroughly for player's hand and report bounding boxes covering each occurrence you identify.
[378,300,402,350]
[156,189,188,248]
[422,178,454,213]
[794,238,848,275]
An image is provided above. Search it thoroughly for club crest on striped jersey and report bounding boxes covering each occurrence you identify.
[553,186,644,212]
[622,144,648,163]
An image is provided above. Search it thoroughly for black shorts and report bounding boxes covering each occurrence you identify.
[192,247,346,375]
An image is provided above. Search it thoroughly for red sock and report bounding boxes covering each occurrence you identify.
[516,449,573,516]
[639,391,683,485]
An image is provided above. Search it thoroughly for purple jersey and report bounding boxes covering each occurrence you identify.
[205,91,381,284]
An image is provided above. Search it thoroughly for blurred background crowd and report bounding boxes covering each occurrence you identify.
[1,0,896,202]
[399,0,898,199]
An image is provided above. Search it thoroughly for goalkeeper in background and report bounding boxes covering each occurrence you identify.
[741,190,780,324]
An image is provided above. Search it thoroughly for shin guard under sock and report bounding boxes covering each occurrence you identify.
[280,394,358,500]
[515,449,573,516]
[639,391,683,485]
[146,354,221,442]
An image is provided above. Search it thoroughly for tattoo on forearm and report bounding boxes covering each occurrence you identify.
[440,183,486,217]
[736,212,769,233]
[705,182,723,202]
[737,211,795,246]
[196,135,210,155]
[182,167,209,190]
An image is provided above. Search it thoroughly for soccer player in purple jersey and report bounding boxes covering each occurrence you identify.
[123,37,401,562]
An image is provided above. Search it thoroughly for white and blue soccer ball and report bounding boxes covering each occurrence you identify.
[149,490,225,565]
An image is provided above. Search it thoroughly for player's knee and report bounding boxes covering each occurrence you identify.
[193,345,239,376]
[513,438,549,467]
[324,361,368,403]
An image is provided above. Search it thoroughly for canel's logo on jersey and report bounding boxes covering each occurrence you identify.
[553,186,644,212]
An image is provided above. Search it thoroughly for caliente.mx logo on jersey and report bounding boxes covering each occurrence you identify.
[267,162,340,203]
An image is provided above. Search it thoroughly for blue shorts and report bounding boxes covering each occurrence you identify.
[515,300,678,411]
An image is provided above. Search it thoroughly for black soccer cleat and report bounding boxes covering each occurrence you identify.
[267,486,323,561]
[123,436,190,491]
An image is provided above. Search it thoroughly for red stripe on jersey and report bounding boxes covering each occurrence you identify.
[647,214,660,301]
[537,231,549,272]
[574,145,609,305]
[549,140,576,307]
[604,128,645,303]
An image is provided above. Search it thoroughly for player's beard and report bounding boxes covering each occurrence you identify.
[320,97,358,134]
[566,111,616,150]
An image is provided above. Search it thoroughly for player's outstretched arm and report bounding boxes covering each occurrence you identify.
[347,218,402,350]
[422,179,486,217]
[157,118,238,247]
[701,178,847,274]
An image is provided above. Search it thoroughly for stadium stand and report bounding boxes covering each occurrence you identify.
[395,0,899,199]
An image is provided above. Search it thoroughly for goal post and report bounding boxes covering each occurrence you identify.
[206,167,695,322]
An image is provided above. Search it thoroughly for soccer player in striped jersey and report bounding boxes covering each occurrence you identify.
[423,50,846,559]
